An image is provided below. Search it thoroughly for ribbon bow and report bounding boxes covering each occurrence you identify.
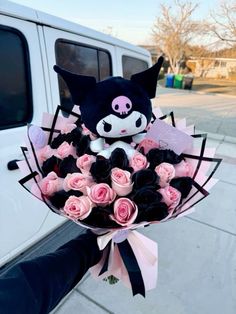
[90,229,158,297]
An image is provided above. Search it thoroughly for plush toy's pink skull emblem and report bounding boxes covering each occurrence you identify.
[111,96,132,115]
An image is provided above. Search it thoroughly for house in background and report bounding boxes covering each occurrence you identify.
[140,45,161,64]
[187,57,236,79]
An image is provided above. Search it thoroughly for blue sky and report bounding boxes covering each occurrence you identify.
[11,0,217,44]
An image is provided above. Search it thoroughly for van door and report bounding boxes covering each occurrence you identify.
[42,27,115,112]
[0,16,63,266]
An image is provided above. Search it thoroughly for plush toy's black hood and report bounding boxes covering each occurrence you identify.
[77,76,152,134]
[54,57,164,136]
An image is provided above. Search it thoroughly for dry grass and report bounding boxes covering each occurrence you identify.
[192,78,236,96]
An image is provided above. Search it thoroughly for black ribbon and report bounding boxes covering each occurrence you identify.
[99,239,145,297]
[117,240,145,297]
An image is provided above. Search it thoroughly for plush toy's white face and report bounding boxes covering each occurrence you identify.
[96,110,147,138]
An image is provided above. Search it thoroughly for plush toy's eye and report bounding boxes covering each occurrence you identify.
[103,120,112,132]
[135,116,142,128]
[126,103,130,109]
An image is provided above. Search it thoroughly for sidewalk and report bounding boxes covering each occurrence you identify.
[52,89,236,314]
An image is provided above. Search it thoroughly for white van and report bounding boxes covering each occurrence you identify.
[0,0,152,269]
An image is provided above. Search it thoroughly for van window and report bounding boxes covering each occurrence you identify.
[55,40,112,115]
[122,56,148,79]
[0,26,32,130]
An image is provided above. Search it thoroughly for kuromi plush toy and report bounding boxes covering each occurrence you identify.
[54,57,163,158]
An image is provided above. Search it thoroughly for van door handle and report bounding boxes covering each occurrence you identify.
[7,159,20,170]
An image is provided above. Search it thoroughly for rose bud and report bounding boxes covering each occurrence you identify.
[111,168,133,196]
[63,172,94,194]
[130,152,148,172]
[61,123,77,134]
[39,171,63,196]
[63,195,94,220]
[137,138,159,155]
[158,186,181,210]
[76,154,96,174]
[87,183,116,207]
[110,198,138,226]
[56,141,76,159]
[174,160,193,178]
[155,162,175,187]
[81,124,97,140]
[37,145,55,164]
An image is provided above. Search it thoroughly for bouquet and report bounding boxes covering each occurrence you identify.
[18,57,222,297]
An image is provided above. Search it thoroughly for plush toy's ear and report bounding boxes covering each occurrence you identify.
[130,56,164,99]
[54,65,96,104]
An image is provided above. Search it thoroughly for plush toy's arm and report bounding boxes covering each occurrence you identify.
[98,141,136,159]
[90,138,105,153]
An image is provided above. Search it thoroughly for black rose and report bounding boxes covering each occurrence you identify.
[59,155,81,178]
[170,177,193,199]
[135,202,169,223]
[132,169,159,190]
[48,189,83,208]
[147,148,183,169]
[42,156,62,177]
[90,158,111,183]
[83,206,120,228]
[133,187,162,207]
[109,148,130,171]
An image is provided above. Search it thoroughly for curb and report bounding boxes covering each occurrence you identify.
[196,129,236,144]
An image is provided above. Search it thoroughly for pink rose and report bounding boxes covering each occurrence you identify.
[63,195,94,220]
[76,154,96,174]
[130,152,148,172]
[63,173,94,194]
[137,138,159,155]
[81,124,91,136]
[155,162,175,187]
[37,145,54,164]
[111,168,133,196]
[159,186,181,210]
[56,141,76,159]
[87,183,116,207]
[174,160,193,178]
[39,171,63,196]
[61,123,77,134]
[110,198,138,226]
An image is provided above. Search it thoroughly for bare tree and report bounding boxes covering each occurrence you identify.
[210,1,236,46]
[152,1,202,73]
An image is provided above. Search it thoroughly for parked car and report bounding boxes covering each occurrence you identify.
[0,0,152,270]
